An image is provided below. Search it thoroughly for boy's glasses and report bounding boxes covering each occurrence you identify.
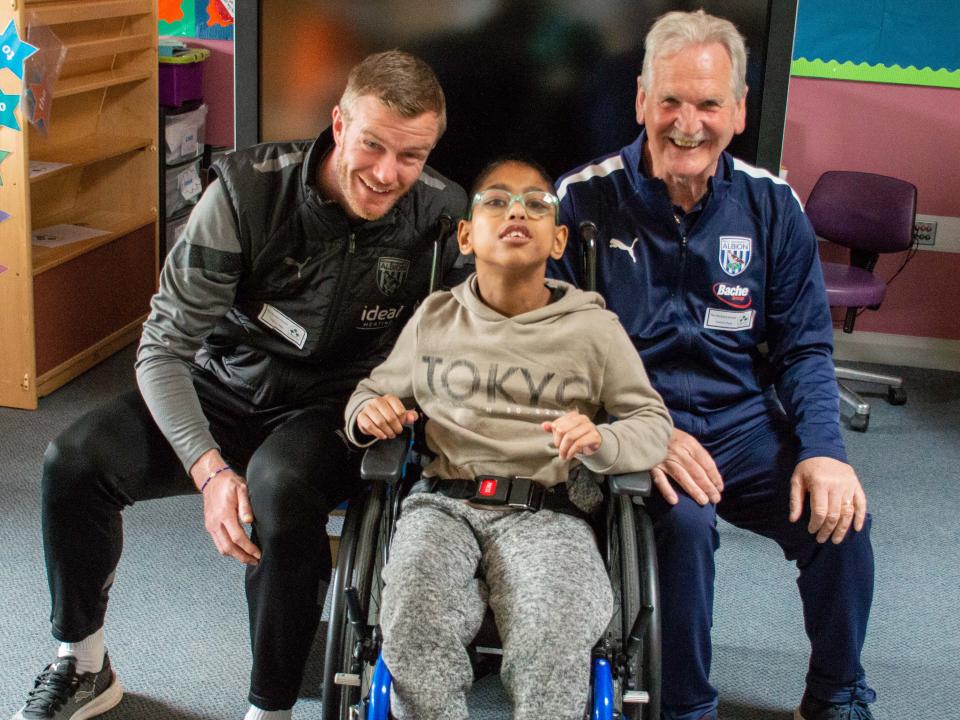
[470,189,559,220]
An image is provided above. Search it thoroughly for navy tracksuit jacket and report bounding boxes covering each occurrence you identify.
[550,131,875,719]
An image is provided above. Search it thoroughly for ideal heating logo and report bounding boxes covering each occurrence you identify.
[357,304,405,330]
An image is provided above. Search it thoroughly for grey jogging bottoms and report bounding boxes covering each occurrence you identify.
[380,491,613,720]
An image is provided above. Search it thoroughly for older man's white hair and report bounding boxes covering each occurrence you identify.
[641,9,749,101]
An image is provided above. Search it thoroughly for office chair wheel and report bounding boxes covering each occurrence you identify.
[887,386,907,405]
[849,412,869,432]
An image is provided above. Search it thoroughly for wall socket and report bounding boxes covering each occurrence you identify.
[913,220,937,246]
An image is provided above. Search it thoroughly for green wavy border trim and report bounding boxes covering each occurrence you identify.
[791,58,960,89]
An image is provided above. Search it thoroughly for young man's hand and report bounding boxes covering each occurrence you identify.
[542,411,601,460]
[191,449,261,565]
[357,395,419,440]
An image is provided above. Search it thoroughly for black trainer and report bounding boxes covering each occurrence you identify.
[11,653,123,720]
[794,690,875,720]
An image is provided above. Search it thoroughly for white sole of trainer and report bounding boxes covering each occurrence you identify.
[70,672,124,720]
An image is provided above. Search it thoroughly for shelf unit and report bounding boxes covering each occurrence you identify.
[160,100,208,263]
[0,0,158,409]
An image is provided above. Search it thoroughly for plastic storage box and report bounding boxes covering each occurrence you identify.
[164,104,207,164]
[159,48,210,108]
[165,158,204,216]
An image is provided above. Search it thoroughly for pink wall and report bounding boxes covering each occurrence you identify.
[185,38,234,148]
[782,77,960,216]
[782,77,960,340]
[821,245,958,340]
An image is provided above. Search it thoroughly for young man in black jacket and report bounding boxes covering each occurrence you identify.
[13,50,466,720]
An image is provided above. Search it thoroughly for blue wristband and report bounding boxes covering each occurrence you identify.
[199,465,231,493]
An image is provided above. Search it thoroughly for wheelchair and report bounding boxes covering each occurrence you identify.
[320,425,662,720]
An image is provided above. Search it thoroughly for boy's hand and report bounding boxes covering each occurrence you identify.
[542,411,601,461]
[357,395,419,440]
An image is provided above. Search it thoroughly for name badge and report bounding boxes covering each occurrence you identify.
[704,307,755,332]
[258,303,307,349]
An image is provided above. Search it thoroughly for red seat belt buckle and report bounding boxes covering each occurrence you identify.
[478,478,498,497]
[471,475,511,505]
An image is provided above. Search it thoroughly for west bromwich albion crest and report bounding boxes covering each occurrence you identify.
[377,257,410,296]
[718,236,752,277]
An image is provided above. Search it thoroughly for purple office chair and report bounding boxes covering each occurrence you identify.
[805,170,917,431]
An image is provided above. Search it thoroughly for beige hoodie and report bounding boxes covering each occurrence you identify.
[345,275,672,487]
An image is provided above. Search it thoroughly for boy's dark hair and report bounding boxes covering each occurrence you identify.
[470,155,555,196]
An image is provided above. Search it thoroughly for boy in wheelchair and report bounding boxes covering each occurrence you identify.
[344,157,672,719]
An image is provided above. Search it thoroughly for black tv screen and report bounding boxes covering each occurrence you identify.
[235,0,797,187]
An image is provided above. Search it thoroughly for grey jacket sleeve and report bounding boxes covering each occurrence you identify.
[579,316,673,475]
[135,179,242,472]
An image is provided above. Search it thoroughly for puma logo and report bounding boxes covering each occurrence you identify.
[283,256,312,279]
[74,688,95,703]
[609,237,639,263]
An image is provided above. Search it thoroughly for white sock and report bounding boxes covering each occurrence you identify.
[244,706,292,720]
[57,627,105,675]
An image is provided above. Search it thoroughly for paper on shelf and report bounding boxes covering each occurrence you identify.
[32,223,110,248]
[29,160,70,178]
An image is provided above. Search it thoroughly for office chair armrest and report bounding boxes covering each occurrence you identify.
[608,471,652,497]
[360,427,412,484]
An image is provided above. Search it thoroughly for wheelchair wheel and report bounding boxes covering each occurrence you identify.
[321,481,388,720]
[635,501,661,719]
[607,494,640,719]
[607,495,661,720]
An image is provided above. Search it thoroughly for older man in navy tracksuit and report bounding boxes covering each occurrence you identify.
[551,10,875,720]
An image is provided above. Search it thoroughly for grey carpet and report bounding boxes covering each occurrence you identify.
[1,345,958,719]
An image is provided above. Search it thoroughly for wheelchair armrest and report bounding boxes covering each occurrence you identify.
[608,471,652,497]
[360,428,412,484]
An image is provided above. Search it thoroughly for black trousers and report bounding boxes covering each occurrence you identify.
[41,371,363,710]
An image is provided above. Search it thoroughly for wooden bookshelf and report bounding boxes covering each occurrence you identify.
[0,1,158,409]
[53,67,152,98]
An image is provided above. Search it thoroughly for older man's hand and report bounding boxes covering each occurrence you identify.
[789,456,867,544]
[650,427,724,506]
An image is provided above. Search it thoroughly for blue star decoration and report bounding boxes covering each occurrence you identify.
[0,91,20,130]
[0,20,38,80]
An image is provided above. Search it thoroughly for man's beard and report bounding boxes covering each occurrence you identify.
[336,153,395,221]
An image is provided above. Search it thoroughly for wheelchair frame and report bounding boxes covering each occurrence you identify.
[321,429,662,720]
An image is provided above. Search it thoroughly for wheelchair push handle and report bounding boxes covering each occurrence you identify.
[429,213,454,293]
[579,220,599,292]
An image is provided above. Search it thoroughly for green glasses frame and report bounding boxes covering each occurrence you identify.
[469,189,560,221]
